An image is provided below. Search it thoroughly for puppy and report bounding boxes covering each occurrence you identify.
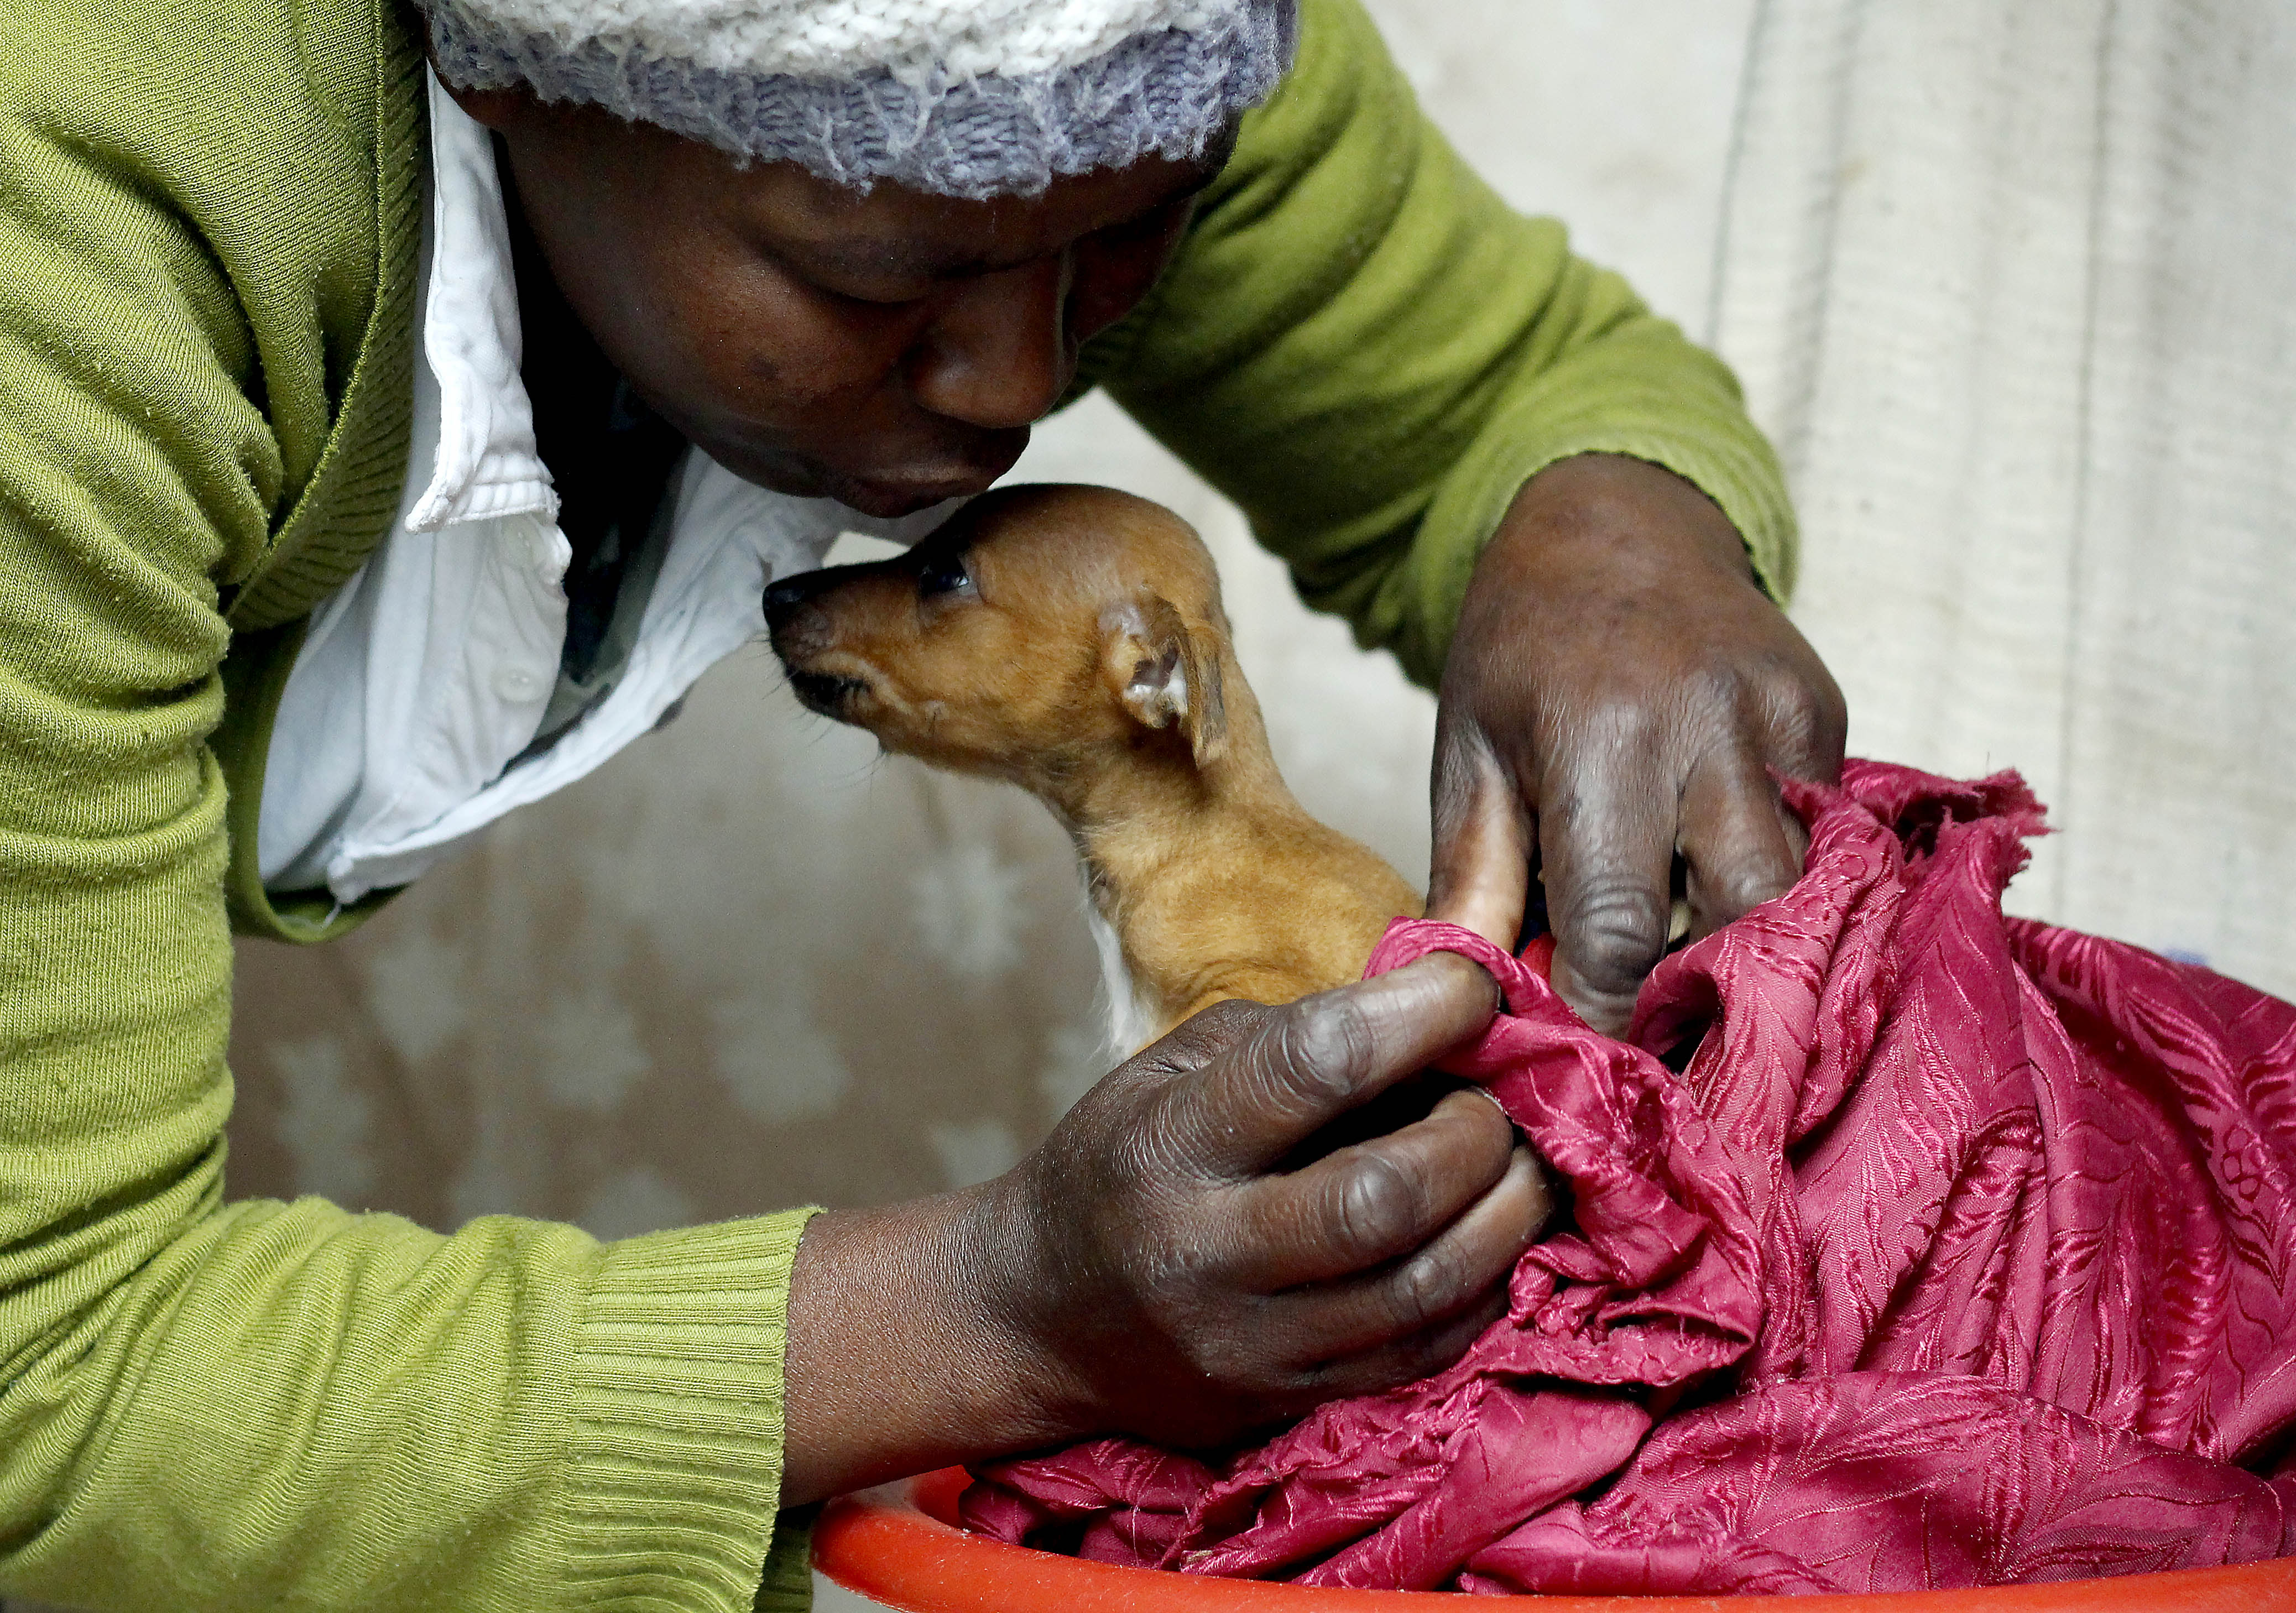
[765,483,1424,1051]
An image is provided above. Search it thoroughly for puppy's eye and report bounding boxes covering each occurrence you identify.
[917,555,974,599]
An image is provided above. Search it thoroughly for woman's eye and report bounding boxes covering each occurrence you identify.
[917,555,974,599]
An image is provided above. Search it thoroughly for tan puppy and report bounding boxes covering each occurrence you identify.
[765,483,1424,1051]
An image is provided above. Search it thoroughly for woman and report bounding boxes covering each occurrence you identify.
[0,0,1843,1605]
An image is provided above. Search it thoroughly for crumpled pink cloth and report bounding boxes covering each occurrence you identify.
[961,762,2296,1594]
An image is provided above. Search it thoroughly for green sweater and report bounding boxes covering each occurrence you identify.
[0,0,1791,1605]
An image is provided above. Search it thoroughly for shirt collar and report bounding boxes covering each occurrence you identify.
[408,71,559,535]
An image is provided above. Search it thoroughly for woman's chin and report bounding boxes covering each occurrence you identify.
[697,432,1029,519]
[827,475,994,519]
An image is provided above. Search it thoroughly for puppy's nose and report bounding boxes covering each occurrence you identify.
[763,574,817,619]
[763,572,836,653]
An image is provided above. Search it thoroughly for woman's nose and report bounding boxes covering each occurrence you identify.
[906,255,1076,431]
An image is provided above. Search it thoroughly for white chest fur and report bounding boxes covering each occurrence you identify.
[1082,888,1163,1062]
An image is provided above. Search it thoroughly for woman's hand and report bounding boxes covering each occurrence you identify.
[1427,453,1846,1035]
[779,952,1548,1504]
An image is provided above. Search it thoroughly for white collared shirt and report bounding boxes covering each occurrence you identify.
[258,73,948,904]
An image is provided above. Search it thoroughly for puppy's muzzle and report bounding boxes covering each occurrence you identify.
[785,668,867,716]
[765,572,866,716]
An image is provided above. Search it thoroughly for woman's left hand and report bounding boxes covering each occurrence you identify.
[1426,453,1847,1035]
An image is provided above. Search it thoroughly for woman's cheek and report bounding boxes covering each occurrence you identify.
[1067,213,1192,343]
[711,268,926,421]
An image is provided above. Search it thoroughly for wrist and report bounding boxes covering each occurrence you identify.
[960,1161,1103,1443]
[1495,453,1757,592]
[779,1184,1090,1505]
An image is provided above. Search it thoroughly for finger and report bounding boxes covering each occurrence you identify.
[1536,740,1677,1036]
[1281,1289,1510,1411]
[1427,716,1533,948]
[1227,1087,1516,1290]
[1677,749,1802,942]
[1758,631,1850,786]
[1267,1145,1548,1379]
[1180,954,1499,1177]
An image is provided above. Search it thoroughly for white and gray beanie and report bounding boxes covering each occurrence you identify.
[421,0,1298,199]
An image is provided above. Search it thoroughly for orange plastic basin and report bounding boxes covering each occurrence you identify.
[813,1469,2296,1612]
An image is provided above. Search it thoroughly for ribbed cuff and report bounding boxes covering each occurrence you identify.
[551,1208,822,1612]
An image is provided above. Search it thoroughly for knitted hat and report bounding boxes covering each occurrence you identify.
[421,0,1298,199]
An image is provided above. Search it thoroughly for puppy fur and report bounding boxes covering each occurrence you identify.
[765,483,1424,1051]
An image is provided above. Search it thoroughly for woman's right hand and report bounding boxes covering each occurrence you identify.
[779,951,1549,1504]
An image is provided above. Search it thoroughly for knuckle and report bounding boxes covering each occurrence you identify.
[1765,687,1822,754]
[1331,1151,1426,1258]
[1710,860,1791,917]
[1768,665,1823,721]
[1267,997,1375,1108]
[1683,657,1750,717]
[1564,882,1669,993]
[1758,661,1848,767]
[1386,1241,1469,1333]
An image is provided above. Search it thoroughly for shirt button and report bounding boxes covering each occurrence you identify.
[493,664,546,703]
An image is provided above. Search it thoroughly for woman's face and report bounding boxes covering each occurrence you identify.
[452,85,1230,519]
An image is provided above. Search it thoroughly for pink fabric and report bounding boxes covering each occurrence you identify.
[961,762,2296,1594]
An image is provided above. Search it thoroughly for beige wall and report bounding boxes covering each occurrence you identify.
[1712,0,2296,998]
[225,1,1760,1229]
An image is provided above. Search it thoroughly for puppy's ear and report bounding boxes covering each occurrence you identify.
[1102,594,1229,766]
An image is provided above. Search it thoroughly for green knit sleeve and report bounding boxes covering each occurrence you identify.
[1083,0,1797,688]
[0,8,808,1611]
